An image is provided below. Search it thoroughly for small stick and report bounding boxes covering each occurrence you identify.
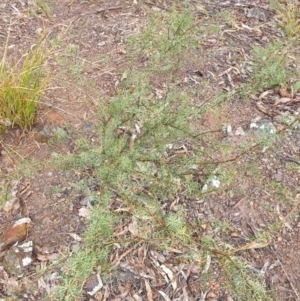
[144,1,168,10]
[96,6,123,14]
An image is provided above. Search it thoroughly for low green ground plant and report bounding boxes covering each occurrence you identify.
[35,0,52,15]
[251,41,289,92]
[223,256,273,301]
[52,6,275,301]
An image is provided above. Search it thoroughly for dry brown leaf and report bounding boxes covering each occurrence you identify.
[0,218,31,251]
[102,287,110,301]
[94,291,103,301]
[110,249,118,264]
[274,97,291,105]
[111,247,135,267]
[279,87,289,97]
[232,239,271,253]
[181,287,189,301]
[199,290,209,301]
[158,291,172,301]
[160,264,176,290]
[114,207,132,212]
[202,255,211,274]
[37,253,59,261]
[121,70,128,81]
[112,226,128,237]
[132,291,143,301]
[154,88,165,99]
[180,264,195,280]
[137,245,146,262]
[37,276,48,291]
[144,279,153,301]
[164,246,182,254]
[150,250,166,263]
[259,90,273,99]
[256,101,272,116]
[206,291,217,299]
[68,233,83,242]
[128,222,139,236]
[282,221,293,231]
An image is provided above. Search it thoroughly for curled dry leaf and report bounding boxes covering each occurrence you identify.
[259,90,273,99]
[256,101,272,116]
[0,218,31,251]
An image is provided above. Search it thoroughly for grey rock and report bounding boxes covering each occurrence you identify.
[246,7,266,21]
[250,118,276,134]
[2,241,33,278]
[80,196,94,206]
[235,127,246,136]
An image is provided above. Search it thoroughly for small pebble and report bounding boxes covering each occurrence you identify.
[235,127,245,136]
